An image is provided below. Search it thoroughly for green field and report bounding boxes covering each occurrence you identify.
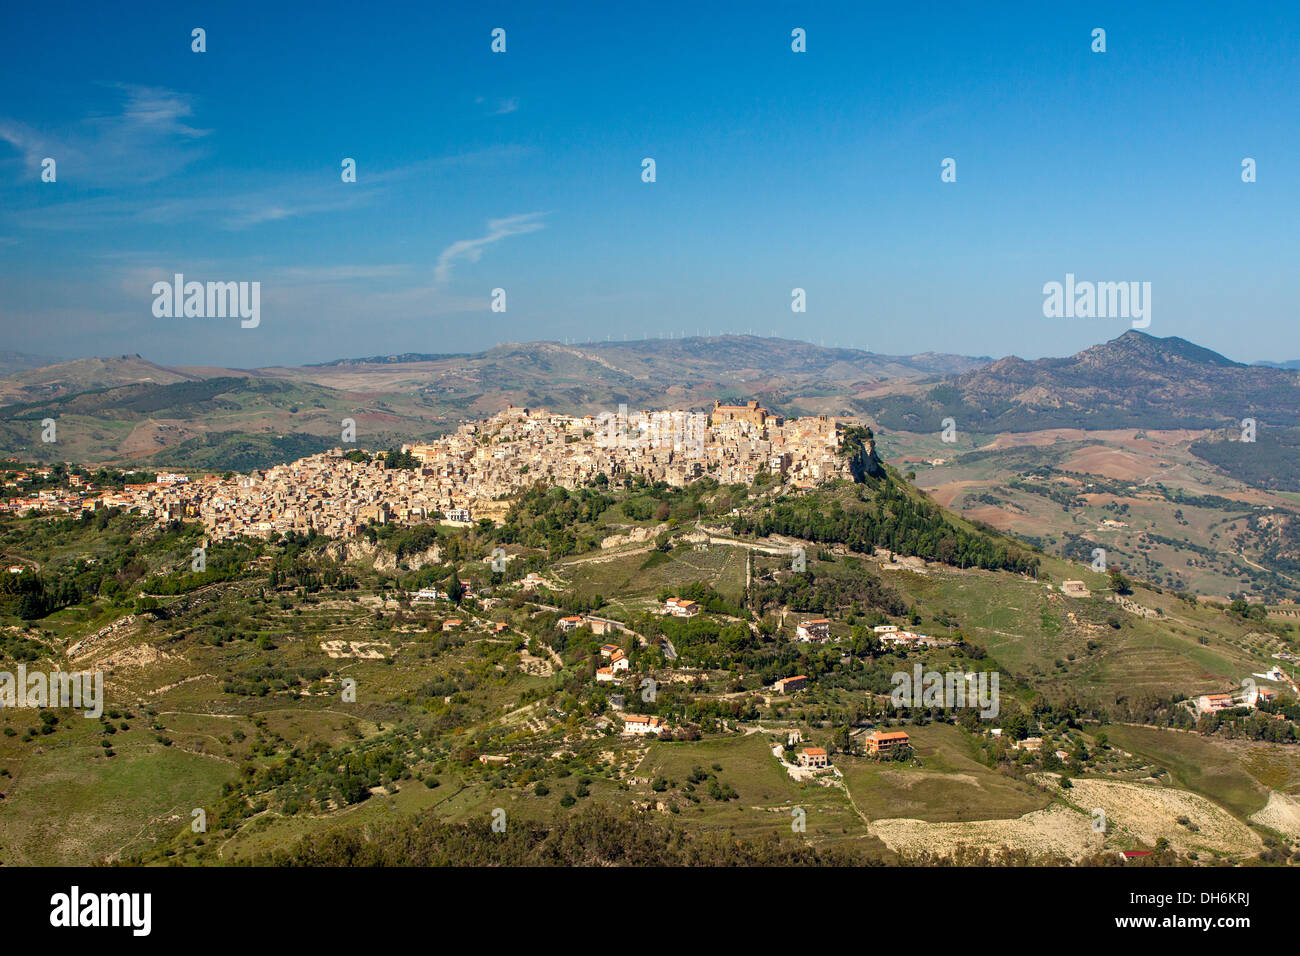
[1099,724,1271,820]
[838,723,1052,823]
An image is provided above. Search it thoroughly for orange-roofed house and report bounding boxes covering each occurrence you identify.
[797,747,829,768]
[1195,693,1236,715]
[865,730,910,755]
[663,597,700,618]
[621,714,670,736]
[1252,687,1278,707]
[773,675,808,694]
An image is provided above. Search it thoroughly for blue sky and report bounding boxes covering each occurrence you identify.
[1,1,1296,367]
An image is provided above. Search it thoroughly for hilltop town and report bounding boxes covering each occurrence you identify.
[3,402,870,542]
[2,391,1299,873]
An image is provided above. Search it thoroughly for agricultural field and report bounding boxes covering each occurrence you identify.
[893,428,1300,603]
[1,462,1297,868]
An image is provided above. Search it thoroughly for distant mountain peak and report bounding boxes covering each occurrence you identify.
[1084,330,1242,368]
[867,330,1296,433]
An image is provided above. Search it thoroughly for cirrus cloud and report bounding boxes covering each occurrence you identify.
[433,212,546,288]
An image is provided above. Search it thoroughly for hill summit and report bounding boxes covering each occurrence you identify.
[868,331,1300,432]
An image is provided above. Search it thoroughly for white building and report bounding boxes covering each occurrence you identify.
[662,597,700,618]
[796,619,831,642]
[622,714,670,736]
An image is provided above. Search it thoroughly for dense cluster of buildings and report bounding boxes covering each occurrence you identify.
[3,404,860,542]
[0,466,96,516]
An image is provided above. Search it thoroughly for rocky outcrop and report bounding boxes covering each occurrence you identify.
[67,614,138,660]
[844,427,885,481]
[321,537,441,571]
[601,523,669,549]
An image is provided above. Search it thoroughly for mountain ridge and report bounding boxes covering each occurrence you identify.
[5,331,1300,467]
[867,331,1300,433]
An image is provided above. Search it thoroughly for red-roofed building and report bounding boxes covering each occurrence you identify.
[622,714,669,736]
[797,747,829,768]
[865,730,910,755]
[662,597,700,618]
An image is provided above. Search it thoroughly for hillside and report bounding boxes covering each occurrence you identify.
[0,355,206,404]
[851,336,1300,586]
[0,336,987,466]
[867,331,1300,433]
[0,454,1294,867]
[0,376,367,468]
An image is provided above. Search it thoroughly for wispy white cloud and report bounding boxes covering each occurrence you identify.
[433,213,546,288]
[225,205,293,228]
[0,84,210,185]
[104,84,209,139]
[3,144,536,233]
[474,96,521,116]
[0,120,51,178]
[10,175,374,231]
